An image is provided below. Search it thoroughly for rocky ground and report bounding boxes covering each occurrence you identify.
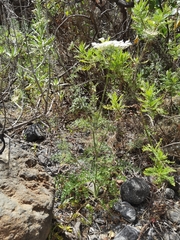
[37,125,180,240]
[25,121,180,240]
[1,103,180,240]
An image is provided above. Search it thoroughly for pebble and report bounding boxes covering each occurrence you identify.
[167,204,180,224]
[165,188,175,199]
[114,225,139,240]
[114,201,136,223]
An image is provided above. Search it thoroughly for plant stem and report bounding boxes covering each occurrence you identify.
[92,129,98,197]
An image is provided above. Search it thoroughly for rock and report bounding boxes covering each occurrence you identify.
[114,201,136,223]
[24,123,45,142]
[165,188,175,199]
[0,132,5,154]
[120,177,150,205]
[147,227,156,239]
[0,138,55,240]
[164,232,180,240]
[114,226,139,240]
[167,202,180,224]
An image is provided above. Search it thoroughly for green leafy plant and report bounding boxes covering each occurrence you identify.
[69,83,98,117]
[74,40,134,105]
[0,1,180,239]
[137,78,164,145]
[131,0,177,87]
[54,108,126,208]
[132,0,172,40]
[143,140,176,186]
[103,92,125,119]
[138,80,164,120]
[13,0,56,112]
[161,70,180,97]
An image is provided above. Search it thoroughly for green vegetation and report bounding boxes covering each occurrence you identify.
[0,0,180,238]
[143,140,176,186]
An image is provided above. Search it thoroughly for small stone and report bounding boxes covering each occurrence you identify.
[38,154,48,165]
[147,227,156,239]
[163,232,180,240]
[120,177,150,205]
[24,124,45,142]
[114,201,136,223]
[114,226,139,240]
[165,188,175,199]
[167,205,180,224]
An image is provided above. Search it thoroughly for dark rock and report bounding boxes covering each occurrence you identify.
[24,124,45,142]
[114,225,139,240]
[0,132,5,154]
[114,201,136,223]
[120,177,150,205]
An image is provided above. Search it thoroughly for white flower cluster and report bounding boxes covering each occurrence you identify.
[92,38,132,50]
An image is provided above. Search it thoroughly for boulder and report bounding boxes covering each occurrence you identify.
[0,138,55,240]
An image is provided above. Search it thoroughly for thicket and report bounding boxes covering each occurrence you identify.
[0,0,180,238]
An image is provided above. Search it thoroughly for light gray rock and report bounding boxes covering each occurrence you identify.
[165,188,175,199]
[164,232,180,240]
[167,202,180,224]
[114,226,139,240]
[114,201,136,223]
[0,139,55,240]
